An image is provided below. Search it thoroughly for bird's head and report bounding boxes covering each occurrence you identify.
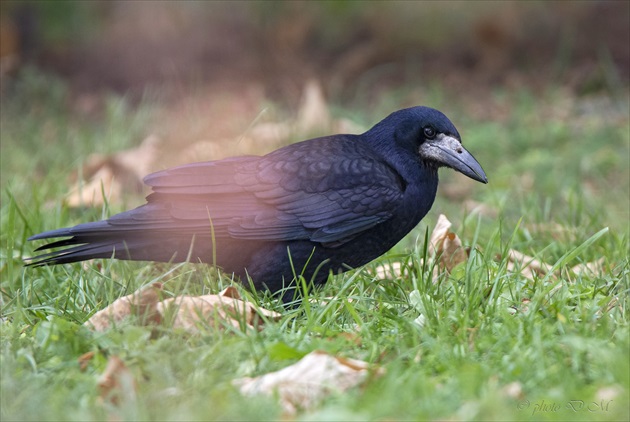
[370,106,488,184]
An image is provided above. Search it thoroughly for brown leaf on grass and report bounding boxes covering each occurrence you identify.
[78,351,96,372]
[65,135,159,207]
[156,287,281,332]
[233,350,383,415]
[98,355,137,407]
[84,283,163,331]
[523,222,579,241]
[65,164,122,208]
[371,261,409,280]
[502,249,553,281]
[373,214,467,281]
[429,214,468,274]
[570,257,605,277]
[84,284,280,334]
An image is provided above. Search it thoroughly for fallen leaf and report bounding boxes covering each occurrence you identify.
[113,134,159,179]
[65,135,159,207]
[157,287,281,332]
[98,355,137,407]
[297,79,331,135]
[375,215,472,282]
[84,284,280,334]
[65,164,122,208]
[233,350,383,415]
[220,285,242,299]
[429,214,468,274]
[502,249,553,281]
[372,261,408,279]
[84,283,163,331]
[78,351,96,372]
[570,257,605,276]
[523,222,579,241]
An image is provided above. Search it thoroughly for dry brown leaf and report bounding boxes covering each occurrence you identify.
[297,79,331,134]
[372,261,407,279]
[505,261,537,281]
[503,249,553,281]
[65,135,159,207]
[156,287,281,332]
[65,164,122,208]
[429,214,468,274]
[84,283,163,331]
[78,351,96,372]
[84,284,280,334]
[219,285,242,299]
[523,222,579,241]
[380,215,469,284]
[570,257,605,276]
[233,350,383,415]
[98,356,137,407]
[113,134,160,179]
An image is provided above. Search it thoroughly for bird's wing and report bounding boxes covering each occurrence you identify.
[137,137,405,246]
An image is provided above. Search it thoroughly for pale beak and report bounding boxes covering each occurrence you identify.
[420,134,488,183]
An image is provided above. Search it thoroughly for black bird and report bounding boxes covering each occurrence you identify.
[27,106,487,299]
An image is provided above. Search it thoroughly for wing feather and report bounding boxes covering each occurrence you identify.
[120,136,405,246]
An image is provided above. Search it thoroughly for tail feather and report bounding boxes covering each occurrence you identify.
[33,237,84,252]
[28,227,74,241]
[26,226,205,267]
[25,241,122,266]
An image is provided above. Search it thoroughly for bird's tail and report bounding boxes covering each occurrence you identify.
[25,221,195,266]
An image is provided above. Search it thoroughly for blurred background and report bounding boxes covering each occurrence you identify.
[1,1,627,104]
[1,0,628,228]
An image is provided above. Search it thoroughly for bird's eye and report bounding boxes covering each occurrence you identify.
[423,126,436,139]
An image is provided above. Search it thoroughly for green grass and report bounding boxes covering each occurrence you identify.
[1,70,629,421]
